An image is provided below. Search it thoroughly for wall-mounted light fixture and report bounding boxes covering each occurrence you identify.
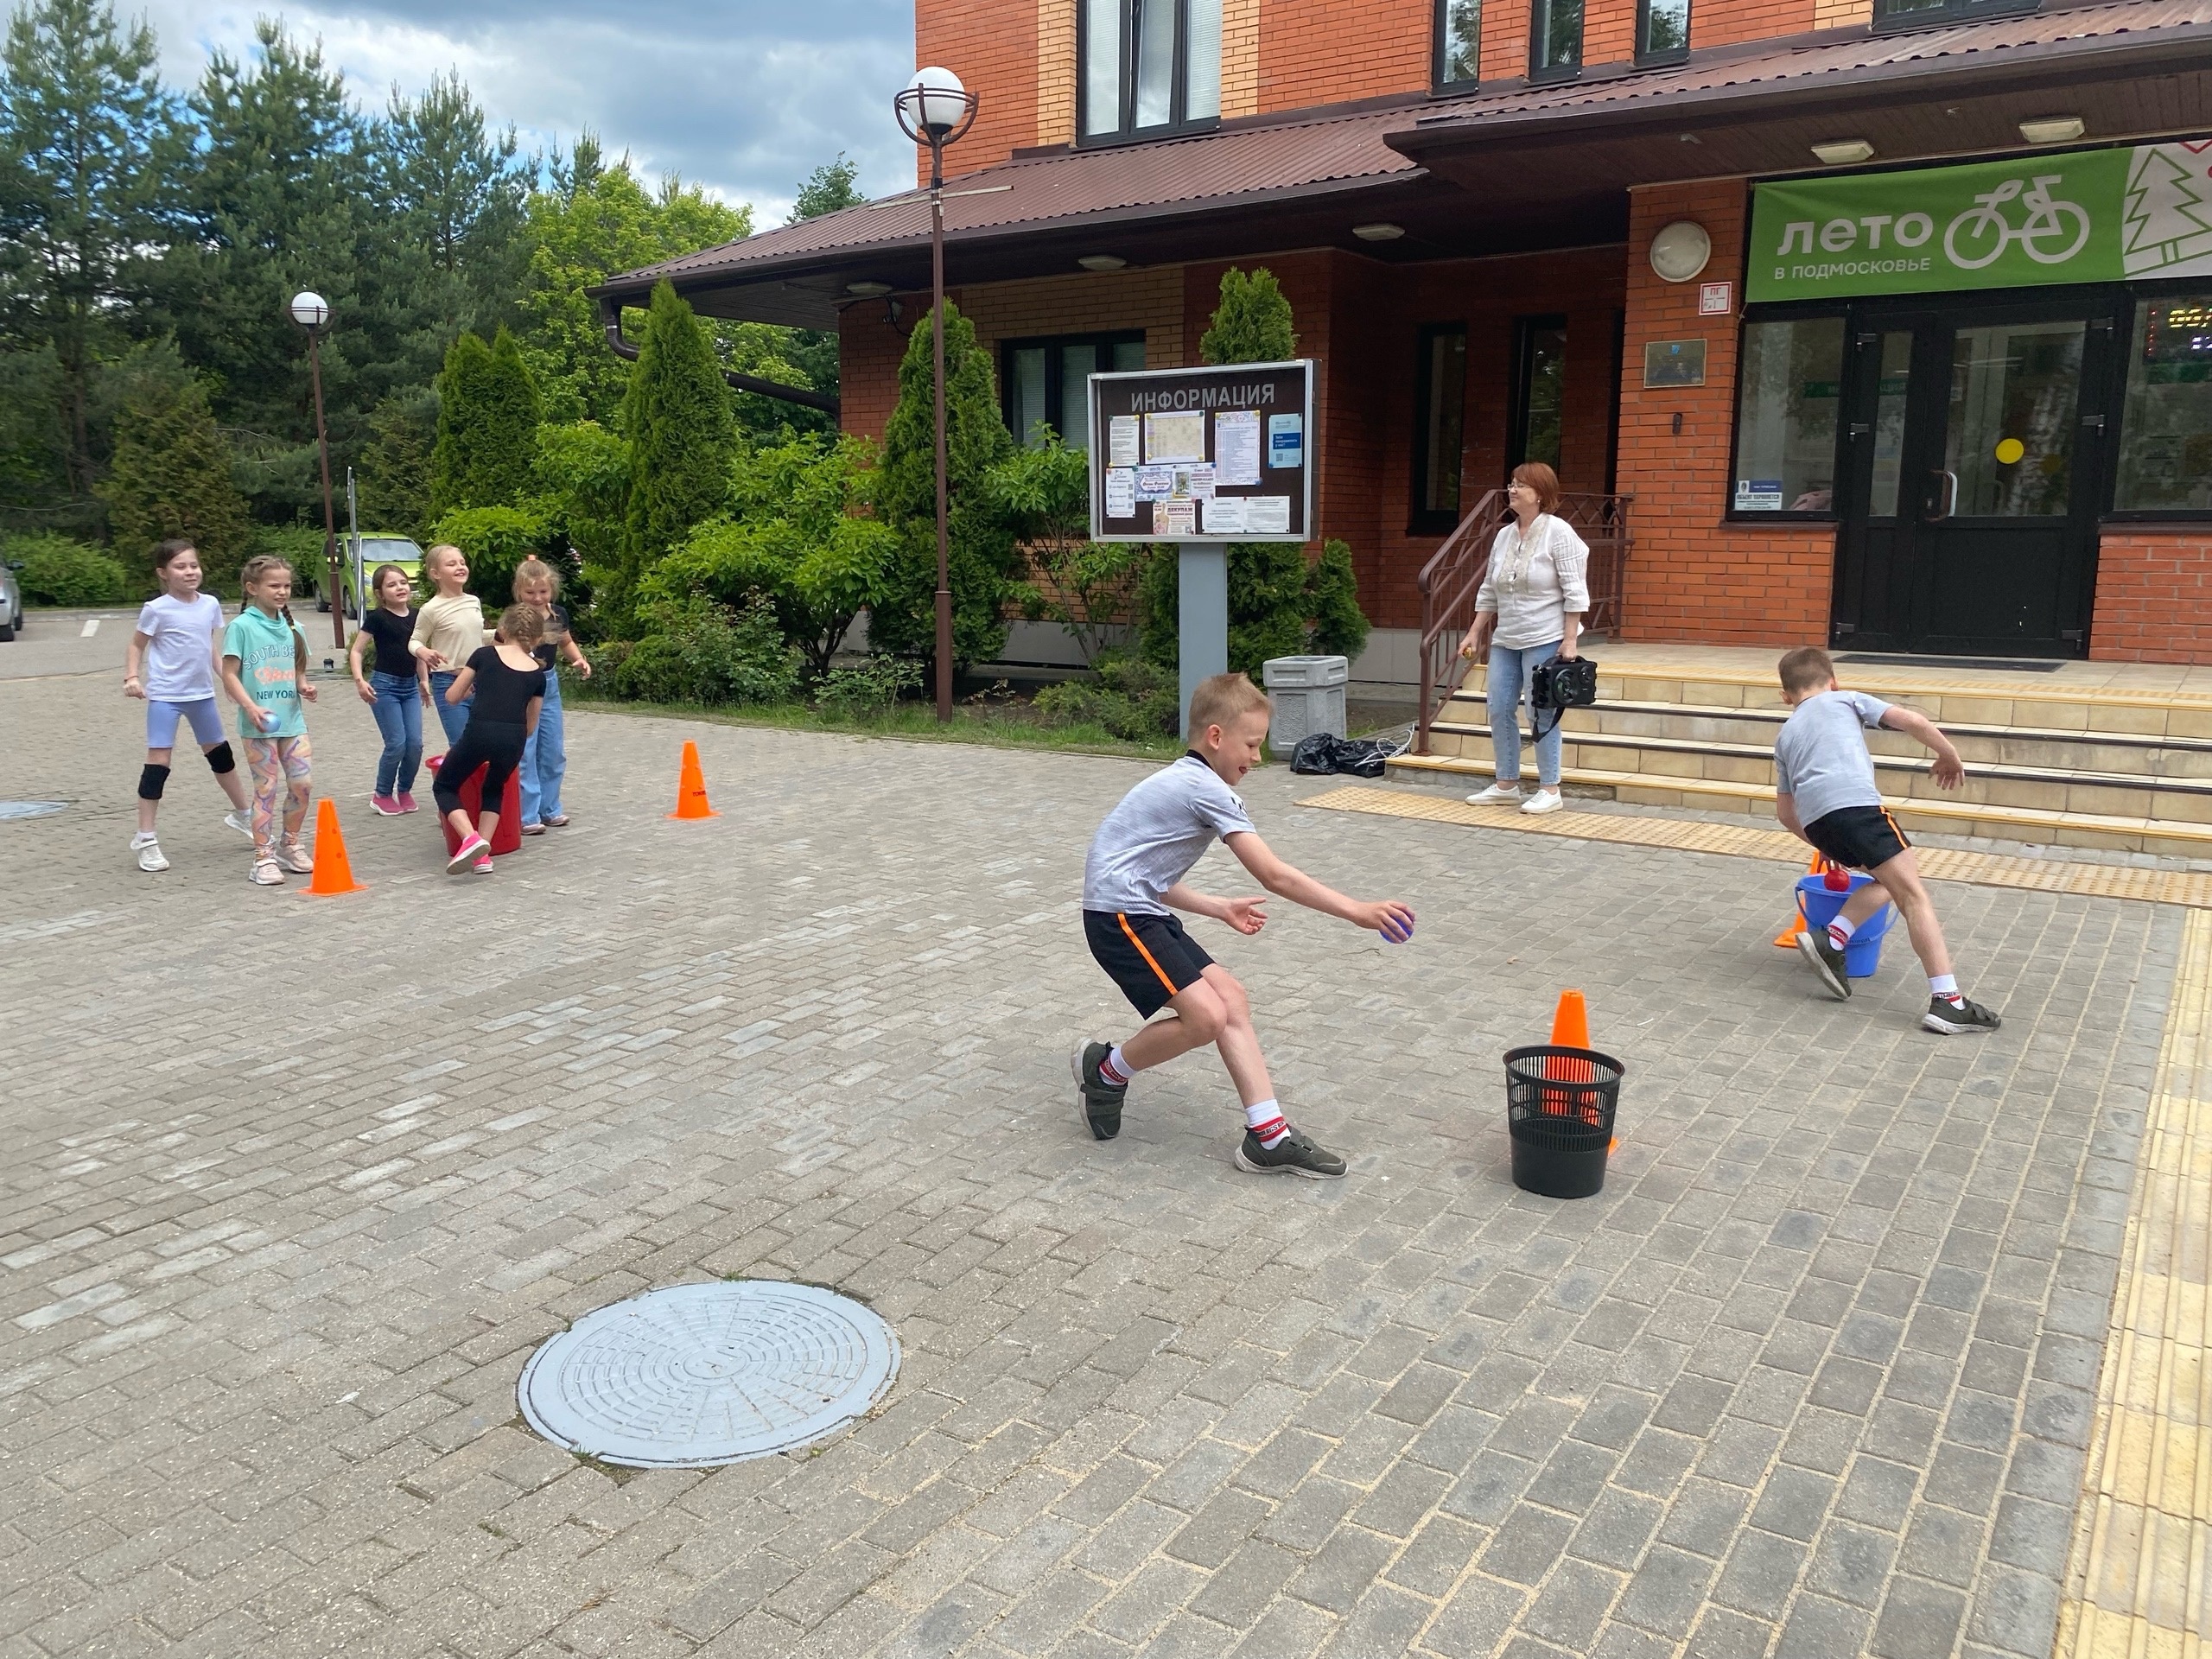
[1810,138,1875,166]
[1649,220,1712,283]
[1077,253,1127,271]
[2018,115,2086,145]
[844,281,893,298]
[1351,223,1406,241]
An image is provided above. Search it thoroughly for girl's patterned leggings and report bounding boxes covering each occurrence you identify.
[243,734,312,849]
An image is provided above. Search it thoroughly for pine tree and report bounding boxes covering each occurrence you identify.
[358,386,436,536]
[871,298,1019,669]
[1199,267,1298,366]
[99,375,250,589]
[617,281,734,618]
[428,326,540,516]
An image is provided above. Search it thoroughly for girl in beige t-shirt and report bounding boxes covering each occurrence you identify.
[408,543,489,747]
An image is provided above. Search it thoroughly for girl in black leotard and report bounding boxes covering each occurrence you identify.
[435,606,546,874]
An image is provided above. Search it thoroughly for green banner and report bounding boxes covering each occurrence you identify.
[1745,138,2212,302]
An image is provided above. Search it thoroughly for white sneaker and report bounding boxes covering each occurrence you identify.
[1467,782,1524,806]
[1522,788,1566,815]
[248,855,284,886]
[131,834,168,873]
[223,810,253,839]
[274,837,315,874]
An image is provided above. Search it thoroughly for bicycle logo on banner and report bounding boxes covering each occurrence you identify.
[1943,175,2092,270]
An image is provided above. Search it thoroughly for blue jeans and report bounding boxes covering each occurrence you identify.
[368,670,423,798]
[429,670,471,746]
[1487,639,1564,788]
[518,670,564,825]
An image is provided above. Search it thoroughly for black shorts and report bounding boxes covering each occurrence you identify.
[1084,909,1214,1019]
[1805,804,1910,872]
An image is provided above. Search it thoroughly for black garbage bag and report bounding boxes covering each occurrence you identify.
[1289,734,1393,779]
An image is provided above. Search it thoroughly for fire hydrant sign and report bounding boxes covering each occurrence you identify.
[1087,361,1315,543]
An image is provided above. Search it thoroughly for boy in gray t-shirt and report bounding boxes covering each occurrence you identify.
[1074,672,1415,1177]
[1774,647,1999,1034]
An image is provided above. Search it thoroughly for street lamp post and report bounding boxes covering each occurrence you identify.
[288,290,343,648]
[894,66,978,723]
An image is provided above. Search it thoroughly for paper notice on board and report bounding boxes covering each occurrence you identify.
[1267,413,1303,469]
[1243,495,1291,534]
[1103,467,1136,519]
[1172,463,1215,500]
[1202,496,1247,535]
[1144,410,1206,464]
[1153,499,1197,536]
[1108,416,1141,467]
[1213,410,1261,485]
[1134,466,1173,502]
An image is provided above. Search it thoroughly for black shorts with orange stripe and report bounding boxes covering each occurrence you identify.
[1804,804,1910,872]
[1084,909,1215,1019]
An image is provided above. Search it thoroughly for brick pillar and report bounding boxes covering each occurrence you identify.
[1618,178,1834,646]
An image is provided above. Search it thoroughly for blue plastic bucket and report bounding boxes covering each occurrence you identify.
[1796,874,1894,977]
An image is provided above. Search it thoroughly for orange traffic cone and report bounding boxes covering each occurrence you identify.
[669,741,717,820]
[1549,988,1591,1049]
[300,798,365,897]
[1773,851,1824,947]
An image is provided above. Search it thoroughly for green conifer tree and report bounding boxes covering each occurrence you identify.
[616,280,733,619]
[98,375,251,591]
[871,298,1018,669]
[429,324,539,515]
[1199,267,1298,366]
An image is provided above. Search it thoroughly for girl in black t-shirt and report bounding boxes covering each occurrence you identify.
[347,563,429,814]
[434,606,546,874]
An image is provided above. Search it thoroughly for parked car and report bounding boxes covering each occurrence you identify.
[0,558,23,642]
[336,534,427,619]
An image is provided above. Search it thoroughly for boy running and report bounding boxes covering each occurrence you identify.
[1074,672,1416,1177]
[1774,647,2001,1034]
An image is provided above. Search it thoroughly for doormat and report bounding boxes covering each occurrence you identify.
[1834,653,2063,672]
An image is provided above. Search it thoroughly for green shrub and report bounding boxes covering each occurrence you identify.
[1305,538,1370,661]
[607,596,798,707]
[6,534,128,605]
[429,504,558,607]
[814,655,921,720]
[1034,652,1179,741]
[237,524,332,599]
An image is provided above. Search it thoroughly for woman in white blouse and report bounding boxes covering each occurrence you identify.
[1456,461,1590,816]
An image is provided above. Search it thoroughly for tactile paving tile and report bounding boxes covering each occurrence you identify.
[517,1280,899,1468]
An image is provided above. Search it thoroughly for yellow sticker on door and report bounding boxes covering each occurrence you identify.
[1993,437,2026,465]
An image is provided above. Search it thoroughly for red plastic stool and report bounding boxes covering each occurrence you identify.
[427,753,523,855]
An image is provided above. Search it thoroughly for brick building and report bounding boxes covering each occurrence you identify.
[598,0,2212,675]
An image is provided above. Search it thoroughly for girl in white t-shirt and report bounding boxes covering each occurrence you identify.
[122,540,252,872]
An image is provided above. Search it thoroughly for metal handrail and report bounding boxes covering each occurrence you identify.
[1414,490,1634,755]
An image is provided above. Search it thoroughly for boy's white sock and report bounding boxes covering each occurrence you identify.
[1099,1045,1132,1087]
[1929,973,1961,1003]
[1827,914,1857,950]
[1244,1097,1288,1147]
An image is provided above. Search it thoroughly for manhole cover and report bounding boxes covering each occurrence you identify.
[518,1280,898,1468]
[0,801,67,821]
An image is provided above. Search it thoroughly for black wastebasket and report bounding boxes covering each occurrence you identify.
[1503,1045,1624,1199]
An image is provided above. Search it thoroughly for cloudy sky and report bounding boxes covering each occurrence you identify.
[137,0,918,225]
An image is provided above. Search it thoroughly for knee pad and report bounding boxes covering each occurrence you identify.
[137,763,171,801]
[204,741,237,775]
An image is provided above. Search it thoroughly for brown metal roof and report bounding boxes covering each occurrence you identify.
[599,0,2212,324]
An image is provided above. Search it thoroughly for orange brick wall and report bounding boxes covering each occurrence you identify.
[2091,533,2212,663]
[1690,0,1815,49]
[1618,179,1833,645]
[915,0,1037,177]
[1258,0,1431,113]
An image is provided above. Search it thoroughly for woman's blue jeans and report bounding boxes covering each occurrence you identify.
[519,670,565,826]
[368,670,423,798]
[429,669,471,745]
[1487,638,1564,788]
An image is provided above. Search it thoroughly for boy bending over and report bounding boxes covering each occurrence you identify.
[1775,647,2000,1034]
[1074,672,1417,1176]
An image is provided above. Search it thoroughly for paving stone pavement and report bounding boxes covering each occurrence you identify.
[0,666,2183,1659]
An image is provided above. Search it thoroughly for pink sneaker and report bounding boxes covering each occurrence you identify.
[370,793,403,816]
[473,854,494,874]
[446,833,488,874]
[397,791,420,813]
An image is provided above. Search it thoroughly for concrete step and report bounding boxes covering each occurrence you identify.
[1389,752,2212,858]
[1436,695,2212,779]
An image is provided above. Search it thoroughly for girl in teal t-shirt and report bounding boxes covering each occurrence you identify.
[219,556,320,887]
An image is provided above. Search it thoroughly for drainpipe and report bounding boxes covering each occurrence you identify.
[600,294,840,418]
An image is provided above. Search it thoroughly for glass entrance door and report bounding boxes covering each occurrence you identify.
[1832,301,2112,656]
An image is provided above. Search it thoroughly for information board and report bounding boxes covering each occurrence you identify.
[1087,360,1315,543]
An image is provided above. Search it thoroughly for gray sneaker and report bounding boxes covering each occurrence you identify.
[1923,995,2002,1034]
[1071,1041,1125,1141]
[1234,1127,1346,1179]
[1796,928,1851,999]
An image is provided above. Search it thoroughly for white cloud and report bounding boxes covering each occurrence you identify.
[132,0,918,224]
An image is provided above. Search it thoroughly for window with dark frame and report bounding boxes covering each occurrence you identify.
[1410,324,1468,533]
[1079,0,1221,143]
[1509,317,1567,474]
[1529,0,1582,78]
[1434,0,1480,86]
[1637,0,1688,60]
[1003,332,1147,452]
[1726,315,1846,516]
[1871,0,2032,28]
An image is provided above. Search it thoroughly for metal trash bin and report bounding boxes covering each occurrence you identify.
[1262,655,1348,751]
